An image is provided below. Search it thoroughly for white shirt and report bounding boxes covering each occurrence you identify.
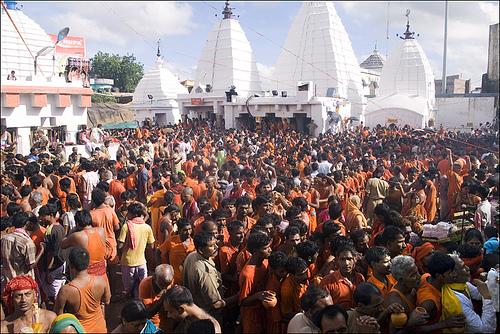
[475,200,491,229]
[453,282,496,333]
[318,161,333,175]
[287,312,320,334]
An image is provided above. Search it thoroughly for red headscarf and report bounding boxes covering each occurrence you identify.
[411,242,435,274]
[2,275,38,315]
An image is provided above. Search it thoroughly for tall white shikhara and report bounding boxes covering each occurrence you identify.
[273,1,366,119]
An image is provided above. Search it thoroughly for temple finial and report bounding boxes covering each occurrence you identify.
[222,1,233,19]
[156,39,161,57]
[400,9,416,40]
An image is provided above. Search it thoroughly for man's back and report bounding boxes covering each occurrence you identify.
[118,223,154,266]
[1,230,36,280]
[91,207,120,259]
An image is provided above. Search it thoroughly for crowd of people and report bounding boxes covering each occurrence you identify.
[0,118,498,334]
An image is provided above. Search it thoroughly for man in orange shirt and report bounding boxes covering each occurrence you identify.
[365,246,396,297]
[280,257,309,324]
[446,148,464,218]
[218,220,245,295]
[265,251,289,334]
[234,196,256,233]
[320,243,365,310]
[29,175,52,206]
[239,231,275,334]
[138,264,174,331]
[158,219,194,285]
[416,252,465,331]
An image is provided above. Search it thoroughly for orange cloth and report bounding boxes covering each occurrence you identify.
[411,242,434,274]
[218,242,240,295]
[239,260,269,334]
[109,180,126,209]
[447,170,463,216]
[148,189,166,246]
[367,274,397,297]
[265,274,285,334]
[90,207,120,261]
[320,270,365,310]
[416,273,442,325]
[125,173,137,191]
[280,276,308,317]
[424,181,438,222]
[139,276,168,328]
[345,195,367,233]
[236,249,252,274]
[84,229,107,276]
[159,234,195,285]
[67,276,107,333]
[30,226,46,254]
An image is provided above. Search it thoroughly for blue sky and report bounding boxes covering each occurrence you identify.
[21,1,499,87]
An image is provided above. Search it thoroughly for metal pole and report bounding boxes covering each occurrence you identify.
[34,56,38,76]
[441,0,448,94]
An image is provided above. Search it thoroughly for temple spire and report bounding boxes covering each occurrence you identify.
[222,1,233,19]
[400,9,415,40]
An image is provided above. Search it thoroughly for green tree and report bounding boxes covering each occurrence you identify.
[90,51,144,93]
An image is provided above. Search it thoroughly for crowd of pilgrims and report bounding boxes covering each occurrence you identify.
[0,119,498,334]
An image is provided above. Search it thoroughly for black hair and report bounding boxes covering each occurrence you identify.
[289,219,308,236]
[313,304,348,330]
[484,225,498,240]
[19,185,32,198]
[333,242,356,258]
[176,218,191,230]
[322,220,341,238]
[296,241,319,264]
[285,206,301,220]
[464,228,484,245]
[128,203,145,218]
[236,196,251,207]
[38,204,56,218]
[96,181,110,193]
[75,210,93,228]
[328,202,343,220]
[227,220,245,232]
[381,226,404,245]
[374,203,390,217]
[292,197,308,212]
[0,216,12,231]
[286,257,308,275]
[66,193,81,210]
[300,285,330,312]
[246,232,272,254]
[59,177,72,190]
[457,243,483,259]
[350,229,369,245]
[268,251,289,269]
[12,212,29,228]
[365,246,389,266]
[29,174,43,188]
[91,188,107,207]
[6,202,22,217]
[194,231,214,251]
[164,285,194,307]
[284,226,300,239]
[69,247,90,271]
[427,252,455,278]
[354,282,382,305]
[121,299,148,323]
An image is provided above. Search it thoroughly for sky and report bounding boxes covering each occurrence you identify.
[21,1,499,89]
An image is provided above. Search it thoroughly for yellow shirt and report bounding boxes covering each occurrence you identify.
[118,223,155,266]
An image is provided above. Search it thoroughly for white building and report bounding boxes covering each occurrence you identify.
[273,1,366,120]
[177,1,262,125]
[132,46,187,126]
[365,16,436,129]
[435,93,497,130]
[359,45,385,97]
[223,81,351,135]
[1,1,91,155]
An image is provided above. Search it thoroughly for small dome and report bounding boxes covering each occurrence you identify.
[132,56,188,105]
[1,5,54,79]
[194,3,262,97]
[360,47,385,72]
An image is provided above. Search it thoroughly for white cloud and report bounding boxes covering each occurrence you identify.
[164,61,196,81]
[336,1,499,86]
[257,62,276,91]
[49,2,194,48]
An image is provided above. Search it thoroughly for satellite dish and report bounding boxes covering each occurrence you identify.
[57,27,70,43]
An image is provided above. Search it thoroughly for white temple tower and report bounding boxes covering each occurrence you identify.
[365,13,436,129]
[193,1,262,97]
[273,1,366,120]
[132,42,187,126]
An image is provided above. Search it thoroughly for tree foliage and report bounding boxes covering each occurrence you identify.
[90,51,144,93]
[91,94,116,103]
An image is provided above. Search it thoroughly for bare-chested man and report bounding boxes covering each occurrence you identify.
[1,275,56,333]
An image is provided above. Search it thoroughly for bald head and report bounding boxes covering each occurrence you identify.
[154,264,174,290]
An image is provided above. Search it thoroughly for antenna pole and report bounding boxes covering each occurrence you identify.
[385,2,390,58]
[441,0,448,94]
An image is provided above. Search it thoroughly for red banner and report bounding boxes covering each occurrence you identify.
[48,34,86,58]
[191,98,204,105]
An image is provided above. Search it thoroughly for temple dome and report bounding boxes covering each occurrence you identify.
[193,2,262,97]
[360,47,385,73]
[1,3,54,79]
[365,17,436,129]
[273,2,366,118]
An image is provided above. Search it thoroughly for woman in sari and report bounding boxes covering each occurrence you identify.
[345,195,369,234]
